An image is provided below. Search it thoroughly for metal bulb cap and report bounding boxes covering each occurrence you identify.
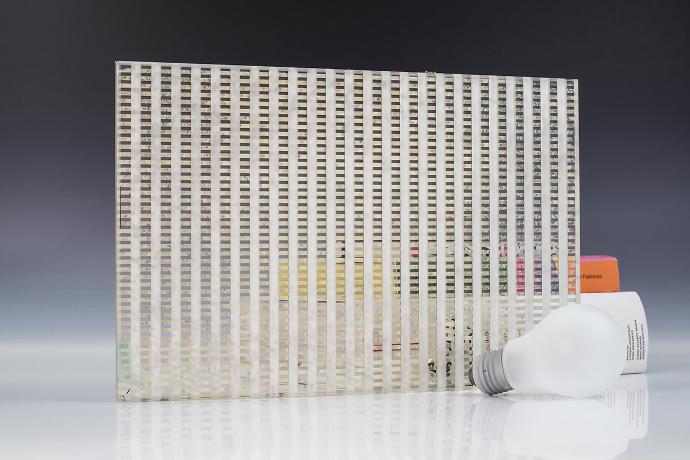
[469,350,513,395]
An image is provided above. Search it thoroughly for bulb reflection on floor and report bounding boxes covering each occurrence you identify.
[115,374,647,460]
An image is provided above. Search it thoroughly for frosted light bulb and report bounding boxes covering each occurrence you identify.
[470,304,626,397]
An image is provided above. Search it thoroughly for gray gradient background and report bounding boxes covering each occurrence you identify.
[1,2,688,353]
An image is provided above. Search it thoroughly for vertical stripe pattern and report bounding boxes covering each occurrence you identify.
[116,62,579,400]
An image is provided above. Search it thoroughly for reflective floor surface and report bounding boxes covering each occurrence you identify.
[1,339,688,459]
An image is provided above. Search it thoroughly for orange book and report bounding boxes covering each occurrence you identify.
[580,255,620,293]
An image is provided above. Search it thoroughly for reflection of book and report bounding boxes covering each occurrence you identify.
[278,242,573,301]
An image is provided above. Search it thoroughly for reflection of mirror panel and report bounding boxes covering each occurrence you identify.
[116,375,647,459]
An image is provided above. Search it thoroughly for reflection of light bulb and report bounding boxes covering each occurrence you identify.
[470,305,626,397]
[473,397,629,460]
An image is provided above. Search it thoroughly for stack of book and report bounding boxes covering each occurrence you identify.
[581,255,620,293]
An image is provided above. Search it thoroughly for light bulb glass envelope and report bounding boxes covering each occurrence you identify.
[471,305,626,397]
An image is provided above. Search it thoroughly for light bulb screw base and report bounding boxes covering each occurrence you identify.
[469,350,513,395]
